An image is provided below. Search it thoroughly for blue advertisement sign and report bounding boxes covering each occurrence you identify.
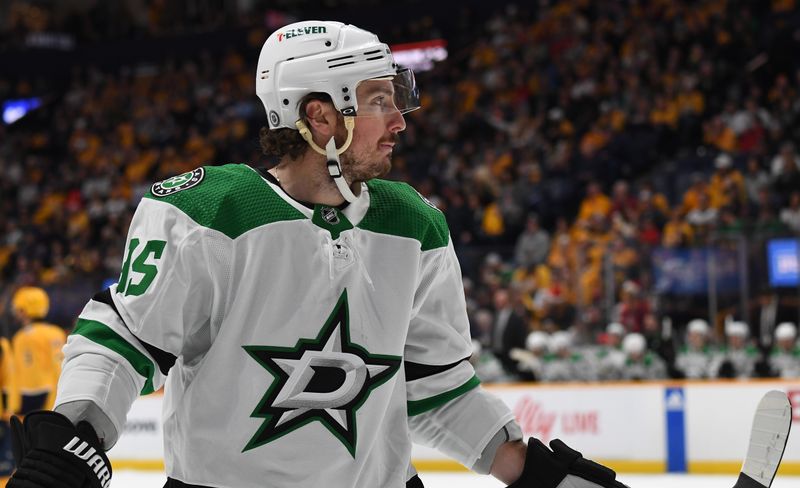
[665,387,686,473]
[652,247,740,295]
[767,239,799,287]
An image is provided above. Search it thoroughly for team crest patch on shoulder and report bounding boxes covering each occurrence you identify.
[413,188,441,212]
[151,168,205,197]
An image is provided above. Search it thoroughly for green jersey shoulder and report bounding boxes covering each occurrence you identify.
[145,166,450,249]
[145,164,304,239]
[361,179,449,251]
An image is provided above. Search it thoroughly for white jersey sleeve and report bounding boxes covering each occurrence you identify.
[56,193,230,441]
[405,238,517,472]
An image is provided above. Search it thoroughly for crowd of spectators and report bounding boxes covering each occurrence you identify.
[2,0,800,382]
[0,0,245,45]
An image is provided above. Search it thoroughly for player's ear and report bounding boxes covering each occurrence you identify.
[304,100,338,141]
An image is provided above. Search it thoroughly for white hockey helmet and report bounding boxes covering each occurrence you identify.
[548,331,571,353]
[622,333,646,355]
[725,321,748,338]
[775,322,797,341]
[687,318,710,335]
[256,20,420,131]
[606,322,625,336]
[526,331,549,352]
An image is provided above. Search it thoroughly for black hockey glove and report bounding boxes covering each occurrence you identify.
[508,438,629,488]
[8,411,112,488]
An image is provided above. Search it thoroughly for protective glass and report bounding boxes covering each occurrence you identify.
[354,68,420,117]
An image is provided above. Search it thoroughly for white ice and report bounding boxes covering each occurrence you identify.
[111,470,799,487]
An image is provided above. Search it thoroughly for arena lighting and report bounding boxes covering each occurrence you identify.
[2,97,42,125]
[390,39,447,72]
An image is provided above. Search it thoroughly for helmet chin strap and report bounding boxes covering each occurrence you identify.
[295,117,358,203]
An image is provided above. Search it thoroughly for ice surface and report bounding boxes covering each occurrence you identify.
[111,470,799,487]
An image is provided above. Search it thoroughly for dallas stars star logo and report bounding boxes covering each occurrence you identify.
[242,290,401,456]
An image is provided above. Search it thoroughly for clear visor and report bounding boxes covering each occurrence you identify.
[353,68,420,117]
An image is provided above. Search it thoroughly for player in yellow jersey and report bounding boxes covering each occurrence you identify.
[0,338,20,420]
[10,287,66,415]
[7,286,66,483]
[0,309,20,485]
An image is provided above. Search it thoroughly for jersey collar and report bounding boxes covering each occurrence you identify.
[252,166,371,227]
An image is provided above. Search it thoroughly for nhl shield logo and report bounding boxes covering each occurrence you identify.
[151,168,205,197]
[321,207,340,225]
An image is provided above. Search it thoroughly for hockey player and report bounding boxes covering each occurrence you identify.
[509,331,549,380]
[596,322,627,381]
[8,21,627,488]
[768,322,800,379]
[710,321,758,379]
[470,340,512,384]
[674,318,715,379]
[9,287,65,414]
[0,322,19,484]
[0,336,20,421]
[617,333,667,381]
[540,331,596,382]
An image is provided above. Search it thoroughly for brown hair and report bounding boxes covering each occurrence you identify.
[259,92,333,160]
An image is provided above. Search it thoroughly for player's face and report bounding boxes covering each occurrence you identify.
[339,79,406,182]
[688,332,706,349]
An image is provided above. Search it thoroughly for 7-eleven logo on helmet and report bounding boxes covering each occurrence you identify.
[277,25,327,42]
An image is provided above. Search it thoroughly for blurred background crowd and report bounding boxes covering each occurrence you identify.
[1,0,800,384]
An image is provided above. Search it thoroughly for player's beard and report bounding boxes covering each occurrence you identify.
[338,135,397,183]
[340,151,390,183]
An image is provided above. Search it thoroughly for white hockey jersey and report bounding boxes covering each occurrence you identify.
[56,165,514,487]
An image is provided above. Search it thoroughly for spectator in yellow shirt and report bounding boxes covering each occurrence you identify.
[709,153,746,211]
[577,181,612,222]
[662,208,695,247]
[680,173,710,216]
[703,115,737,152]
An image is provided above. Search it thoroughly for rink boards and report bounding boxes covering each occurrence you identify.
[107,379,800,474]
